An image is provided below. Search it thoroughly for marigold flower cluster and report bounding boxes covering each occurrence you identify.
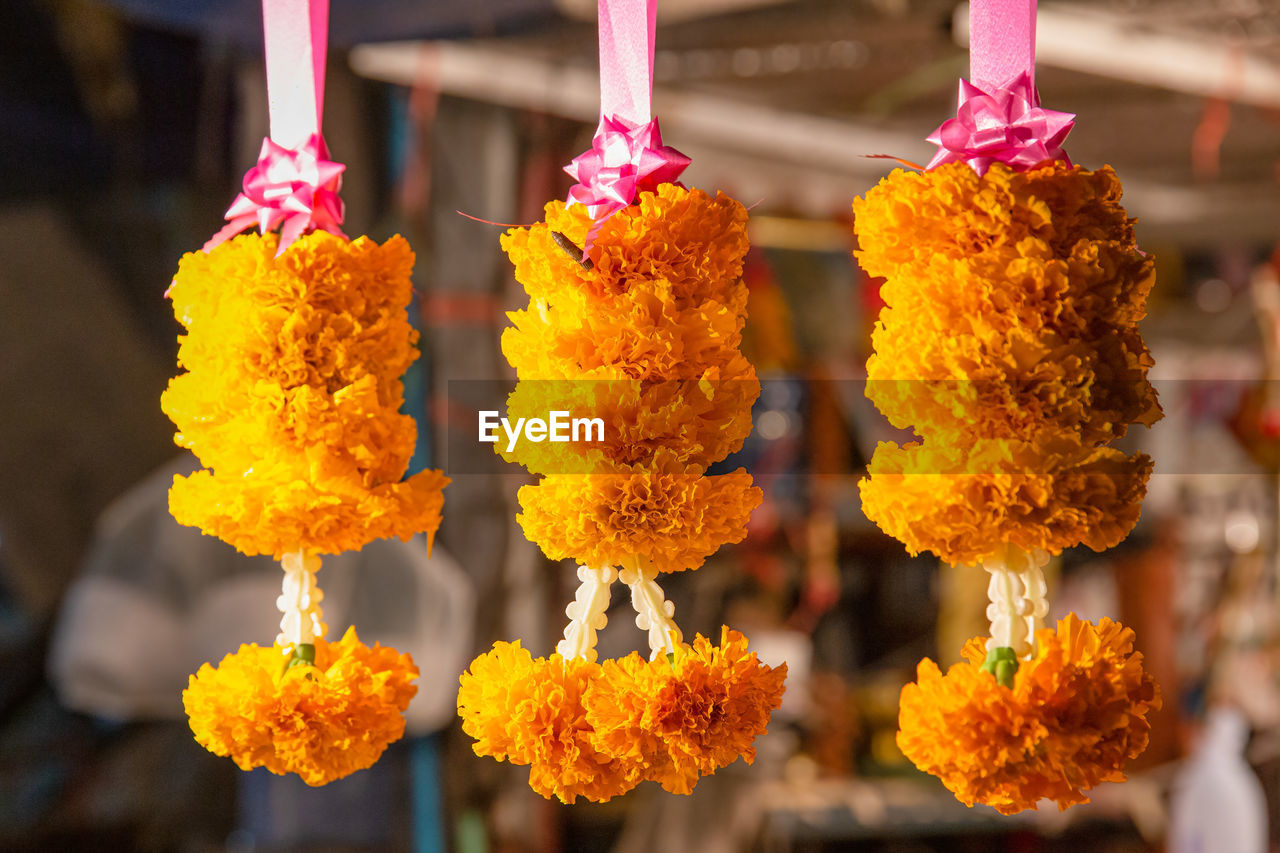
[183,627,419,786]
[897,614,1160,814]
[162,230,447,558]
[499,184,762,571]
[457,628,786,803]
[854,161,1161,565]
[164,229,445,786]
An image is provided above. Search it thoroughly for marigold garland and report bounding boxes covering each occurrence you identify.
[854,76,1163,812]
[459,181,784,802]
[897,614,1160,814]
[183,627,419,786]
[165,232,446,784]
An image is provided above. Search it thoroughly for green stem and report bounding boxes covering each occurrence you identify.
[283,643,316,674]
[980,646,1018,688]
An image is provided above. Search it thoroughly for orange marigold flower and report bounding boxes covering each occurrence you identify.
[585,627,787,794]
[855,162,1160,446]
[859,434,1152,566]
[516,452,762,572]
[897,613,1161,814]
[182,627,418,787]
[162,231,448,557]
[457,642,638,803]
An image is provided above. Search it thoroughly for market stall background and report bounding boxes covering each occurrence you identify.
[1,0,1278,850]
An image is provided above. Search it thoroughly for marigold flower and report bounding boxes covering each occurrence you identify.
[457,642,638,803]
[897,613,1160,814]
[162,231,447,557]
[859,435,1152,566]
[516,453,762,572]
[585,627,787,794]
[182,627,418,787]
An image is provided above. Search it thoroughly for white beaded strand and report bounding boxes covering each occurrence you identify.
[619,560,682,659]
[556,565,617,662]
[276,550,326,651]
[980,545,1051,658]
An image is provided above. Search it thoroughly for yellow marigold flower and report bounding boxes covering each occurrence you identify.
[585,627,787,794]
[855,162,1160,445]
[457,641,638,803]
[516,452,762,572]
[162,231,448,557]
[859,434,1152,566]
[897,613,1160,814]
[182,627,418,787]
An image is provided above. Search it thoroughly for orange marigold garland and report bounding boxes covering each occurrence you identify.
[161,0,444,786]
[854,2,1162,814]
[456,10,787,793]
[456,183,786,803]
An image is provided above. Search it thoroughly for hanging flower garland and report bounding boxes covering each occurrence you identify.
[854,0,1162,813]
[456,0,786,803]
[162,0,447,786]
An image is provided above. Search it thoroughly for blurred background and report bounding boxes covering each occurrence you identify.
[2,0,1280,850]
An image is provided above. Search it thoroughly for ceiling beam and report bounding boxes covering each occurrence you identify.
[349,39,933,176]
[349,38,1280,244]
[955,2,1280,109]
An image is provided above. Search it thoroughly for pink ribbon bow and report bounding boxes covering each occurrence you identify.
[204,133,346,254]
[563,0,689,256]
[926,71,1074,174]
[564,115,690,252]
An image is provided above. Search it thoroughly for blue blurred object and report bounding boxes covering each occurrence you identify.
[411,735,446,853]
[93,0,562,47]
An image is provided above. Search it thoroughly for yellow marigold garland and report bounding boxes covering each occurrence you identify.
[459,183,785,802]
[164,231,447,784]
[183,627,419,787]
[858,163,1159,453]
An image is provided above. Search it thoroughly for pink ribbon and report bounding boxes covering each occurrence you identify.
[205,0,345,254]
[926,72,1073,173]
[564,0,689,254]
[926,0,1073,174]
[203,134,345,252]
